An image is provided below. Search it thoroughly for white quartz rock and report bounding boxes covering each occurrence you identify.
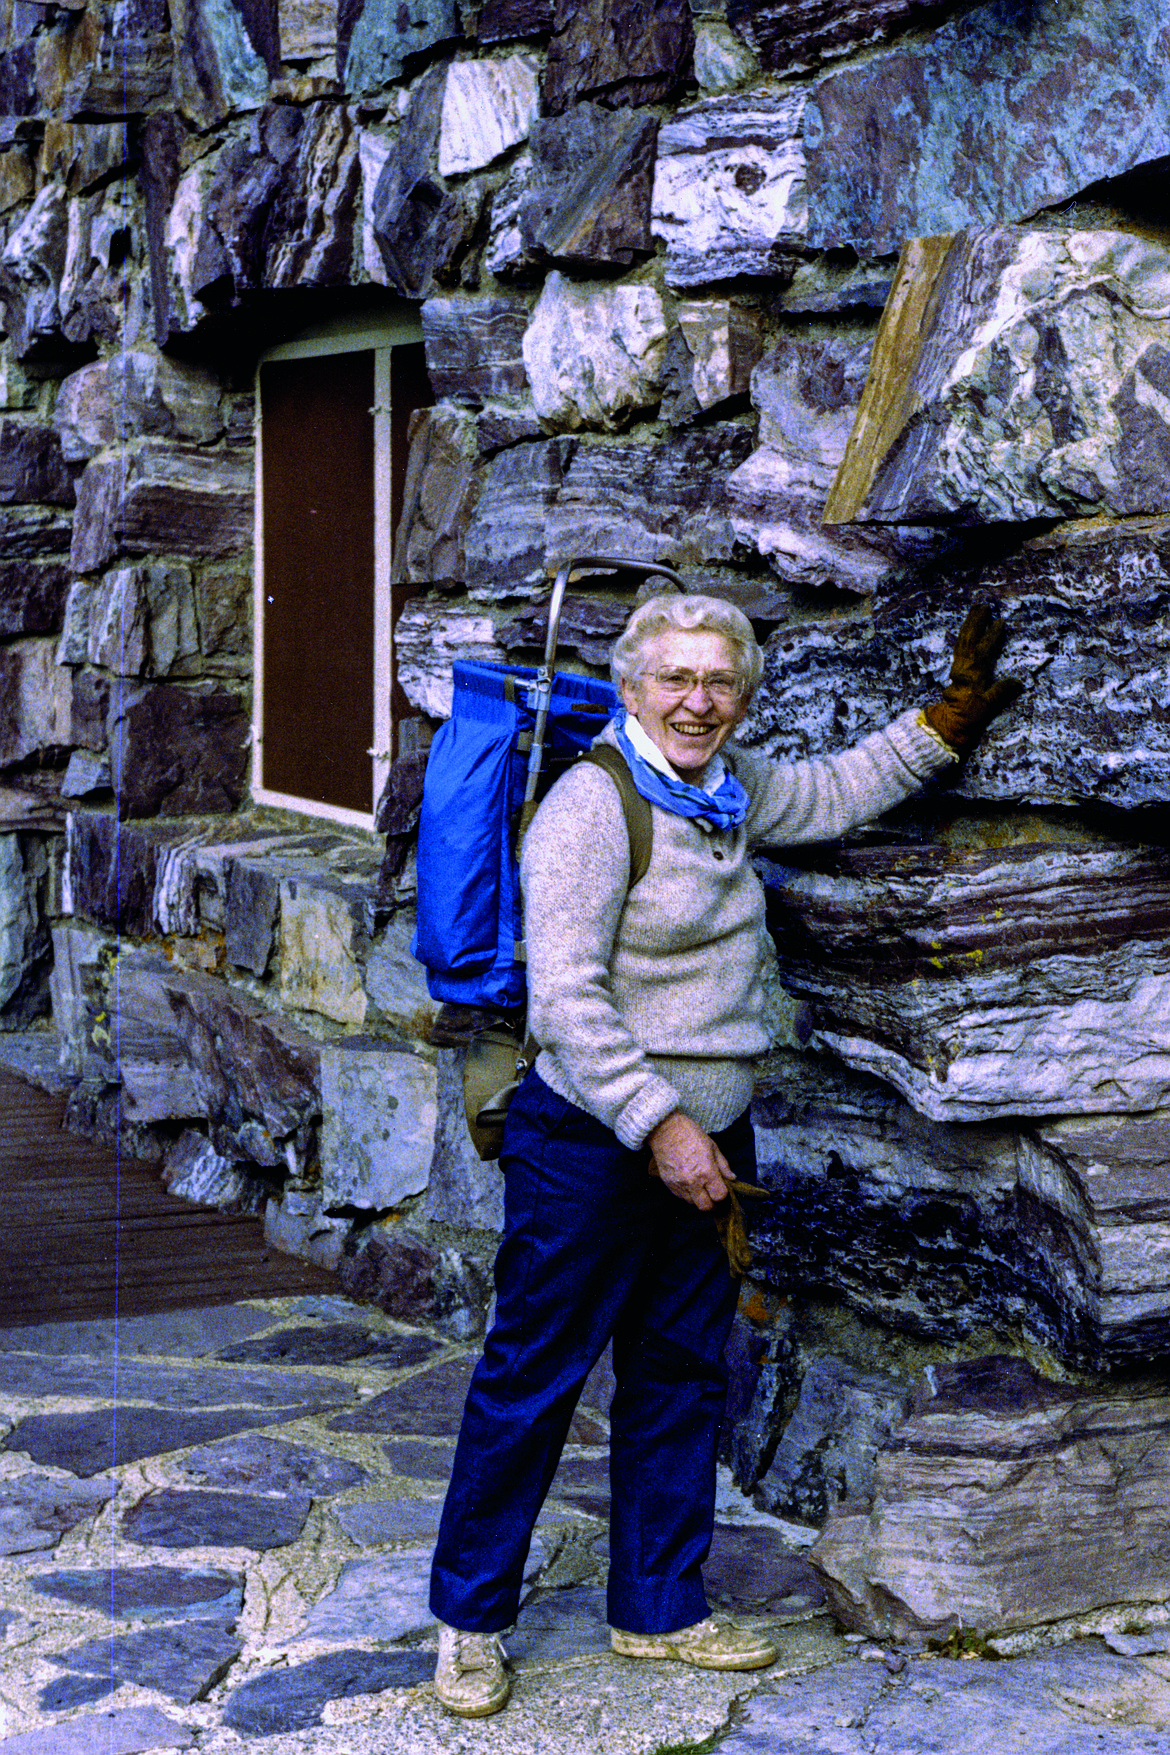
[522,270,668,432]
[438,55,540,177]
[652,87,808,287]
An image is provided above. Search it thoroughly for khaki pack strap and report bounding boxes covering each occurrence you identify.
[579,745,653,886]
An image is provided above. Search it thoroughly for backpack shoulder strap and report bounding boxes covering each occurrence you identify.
[579,744,653,887]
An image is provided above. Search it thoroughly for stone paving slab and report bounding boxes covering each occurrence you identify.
[223,1649,434,1734]
[0,1356,356,1409]
[179,1434,367,1495]
[0,1706,194,1753]
[217,1325,442,1371]
[29,1564,243,1621]
[721,1645,1170,1752]
[4,1293,1170,1755]
[0,1474,115,1556]
[4,1405,336,1476]
[4,1307,280,1360]
[120,1489,312,1551]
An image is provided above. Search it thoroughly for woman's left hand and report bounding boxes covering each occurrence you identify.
[648,1111,734,1211]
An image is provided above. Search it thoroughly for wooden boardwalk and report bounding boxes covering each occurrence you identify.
[0,1068,334,1328]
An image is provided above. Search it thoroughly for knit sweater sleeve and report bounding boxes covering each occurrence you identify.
[519,762,682,1149]
[736,708,957,846]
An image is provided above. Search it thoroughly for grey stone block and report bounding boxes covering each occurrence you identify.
[263,1192,352,1272]
[755,1356,911,1526]
[333,1495,444,1546]
[319,1042,438,1210]
[215,1323,440,1371]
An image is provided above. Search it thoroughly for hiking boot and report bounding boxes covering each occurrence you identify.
[434,1624,512,1717]
[611,1614,777,1672]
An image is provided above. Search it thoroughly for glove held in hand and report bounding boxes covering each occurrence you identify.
[923,603,1023,755]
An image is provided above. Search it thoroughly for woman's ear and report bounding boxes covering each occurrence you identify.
[619,676,639,715]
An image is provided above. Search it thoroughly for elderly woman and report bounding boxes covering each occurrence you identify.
[429,593,1017,1715]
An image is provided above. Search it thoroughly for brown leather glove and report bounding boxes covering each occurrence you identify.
[922,604,1023,756]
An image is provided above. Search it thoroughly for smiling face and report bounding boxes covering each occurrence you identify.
[620,629,748,779]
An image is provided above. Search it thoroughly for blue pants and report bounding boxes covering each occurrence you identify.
[429,1071,755,1635]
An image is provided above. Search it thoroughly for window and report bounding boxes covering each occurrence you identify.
[253,312,430,828]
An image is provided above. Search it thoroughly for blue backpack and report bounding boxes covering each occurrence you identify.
[413,657,619,1011]
[412,557,682,1157]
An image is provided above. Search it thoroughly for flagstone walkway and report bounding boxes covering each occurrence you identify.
[1,1296,1169,1755]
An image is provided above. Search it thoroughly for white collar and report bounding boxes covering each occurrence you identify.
[623,711,726,796]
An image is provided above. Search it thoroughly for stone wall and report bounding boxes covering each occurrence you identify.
[2,0,1170,1652]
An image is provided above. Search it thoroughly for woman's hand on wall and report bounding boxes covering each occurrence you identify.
[648,1112,734,1211]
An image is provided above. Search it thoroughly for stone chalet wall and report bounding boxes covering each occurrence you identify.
[2,0,1170,1649]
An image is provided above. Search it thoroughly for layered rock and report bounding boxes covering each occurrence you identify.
[496,104,658,275]
[749,1051,1170,1371]
[803,0,1170,255]
[726,330,954,592]
[107,683,250,817]
[159,102,359,332]
[0,419,72,503]
[652,88,807,287]
[461,436,575,598]
[341,0,457,97]
[522,272,667,433]
[420,297,529,403]
[60,565,200,676]
[50,0,172,116]
[665,300,763,420]
[369,65,484,297]
[546,425,753,570]
[759,837,1170,1123]
[394,599,512,716]
[810,1358,1170,1642]
[437,55,539,176]
[55,352,223,458]
[726,0,964,74]
[0,638,74,764]
[743,519,1170,809]
[0,185,69,356]
[97,949,323,1154]
[0,833,50,1029]
[826,229,1170,526]
[476,0,551,41]
[70,440,252,572]
[393,405,480,588]
[542,0,693,113]
[0,557,70,636]
[171,0,271,129]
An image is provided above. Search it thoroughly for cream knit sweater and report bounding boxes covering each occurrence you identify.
[520,710,956,1150]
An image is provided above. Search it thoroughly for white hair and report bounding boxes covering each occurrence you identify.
[611,594,763,701]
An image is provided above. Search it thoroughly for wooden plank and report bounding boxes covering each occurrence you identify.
[0,1069,335,1325]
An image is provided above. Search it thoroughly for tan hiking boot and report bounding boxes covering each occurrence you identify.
[434,1624,512,1717]
[611,1614,777,1671]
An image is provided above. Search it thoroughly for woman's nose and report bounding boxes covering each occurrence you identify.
[682,679,714,709]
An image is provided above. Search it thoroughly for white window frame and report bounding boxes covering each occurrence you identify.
[252,309,423,831]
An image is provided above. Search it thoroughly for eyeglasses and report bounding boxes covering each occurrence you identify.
[644,667,743,704]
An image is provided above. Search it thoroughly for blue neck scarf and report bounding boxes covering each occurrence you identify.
[611,709,750,832]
